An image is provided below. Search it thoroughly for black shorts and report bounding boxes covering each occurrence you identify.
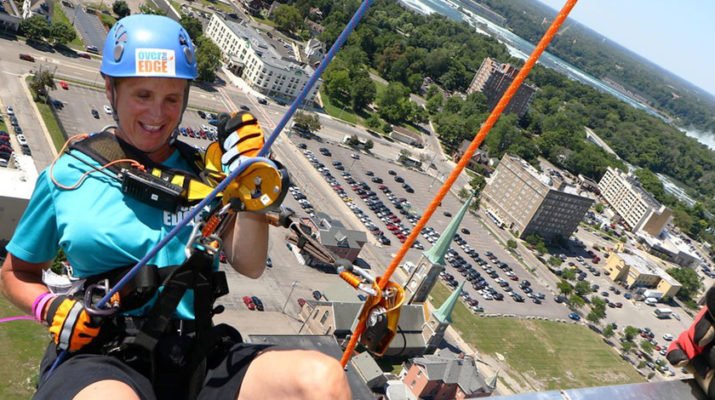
[34,332,273,400]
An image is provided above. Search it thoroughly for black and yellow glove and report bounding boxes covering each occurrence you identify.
[45,295,101,352]
[205,111,289,212]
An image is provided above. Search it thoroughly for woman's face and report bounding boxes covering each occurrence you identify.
[106,77,186,162]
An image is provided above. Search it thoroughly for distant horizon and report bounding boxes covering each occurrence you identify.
[537,0,715,98]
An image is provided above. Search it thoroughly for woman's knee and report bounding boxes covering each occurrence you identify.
[73,380,141,400]
[295,351,351,399]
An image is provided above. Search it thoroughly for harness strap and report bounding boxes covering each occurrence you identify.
[68,131,220,210]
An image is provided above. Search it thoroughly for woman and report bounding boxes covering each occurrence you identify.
[0,15,349,400]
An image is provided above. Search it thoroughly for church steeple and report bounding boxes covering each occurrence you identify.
[434,280,464,324]
[423,194,474,266]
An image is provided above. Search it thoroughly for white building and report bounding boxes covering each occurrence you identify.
[0,155,38,246]
[598,167,672,236]
[205,14,319,103]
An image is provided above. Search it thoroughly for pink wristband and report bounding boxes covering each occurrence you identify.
[31,292,49,315]
[33,293,54,323]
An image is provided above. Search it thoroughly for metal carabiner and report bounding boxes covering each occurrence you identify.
[84,279,120,317]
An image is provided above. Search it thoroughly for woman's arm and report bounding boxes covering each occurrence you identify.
[222,212,269,278]
[0,254,52,315]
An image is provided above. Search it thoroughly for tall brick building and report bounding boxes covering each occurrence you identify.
[467,57,537,117]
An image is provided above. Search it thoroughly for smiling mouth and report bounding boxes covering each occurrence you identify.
[140,122,164,133]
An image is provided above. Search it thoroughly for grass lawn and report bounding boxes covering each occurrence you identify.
[252,15,277,28]
[429,283,644,391]
[0,296,47,400]
[51,0,83,48]
[196,0,235,13]
[37,101,66,151]
[319,87,360,126]
[25,76,66,151]
[374,79,388,98]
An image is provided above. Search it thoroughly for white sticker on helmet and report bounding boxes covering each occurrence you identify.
[135,48,176,76]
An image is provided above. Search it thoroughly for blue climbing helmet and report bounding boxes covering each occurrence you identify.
[100,14,197,80]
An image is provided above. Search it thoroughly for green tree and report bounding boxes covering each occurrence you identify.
[624,326,639,342]
[349,69,376,111]
[561,268,576,281]
[594,203,605,213]
[29,69,56,101]
[640,339,654,354]
[426,93,443,115]
[377,82,412,124]
[569,294,585,308]
[603,324,614,338]
[324,69,351,104]
[180,14,203,41]
[507,239,517,249]
[557,279,573,297]
[364,139,374,151]
[195,36,221,82]
[139,3,166,15]
[20,15,50,41]
[574,281,591,297]
[469,175,486,192]
[49,22,77,46]
[548,256,562,267]
[586,310,601,324]
[293,111,321,132]
[622,341,635,353]
[366,114,381,130]
[271,4,304,34]
[113,0,131,18]
[667,267,703,301]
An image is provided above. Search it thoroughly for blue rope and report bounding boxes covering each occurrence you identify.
[47,0,376,379]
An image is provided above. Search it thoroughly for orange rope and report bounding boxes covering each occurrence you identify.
[50,134,144,190]
[340,0,579,367]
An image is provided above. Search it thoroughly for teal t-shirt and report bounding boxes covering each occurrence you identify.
[7,147,212,319]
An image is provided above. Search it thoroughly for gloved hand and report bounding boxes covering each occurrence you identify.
[217,111,265,171]
[46,295,101,352]
[204,111,289,212]
[667,286,715,397]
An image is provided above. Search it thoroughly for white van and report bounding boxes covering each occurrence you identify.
[644,297,658,306]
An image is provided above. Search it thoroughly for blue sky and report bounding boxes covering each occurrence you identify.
[538,0,715,96]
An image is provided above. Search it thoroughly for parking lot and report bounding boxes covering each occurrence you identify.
[287,134,572,320]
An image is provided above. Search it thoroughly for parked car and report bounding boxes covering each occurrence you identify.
[568,312,581,321]
[103,105,113,114]
[251,296,264,311]
[312,290,322,300]
[242,295,256,310]
[19,53,35,62]
[297,298,306,307]
[59,81,69,90]
[91,109,100,119]
[257,98,268,105]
